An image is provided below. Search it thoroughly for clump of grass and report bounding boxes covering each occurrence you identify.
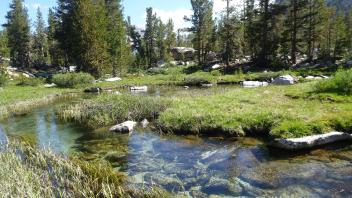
[16,76,44,86]
[270,120,326,139]
[315,68,352,95]
[57,94,170,129]
[182,77,211,86]
[52,72,95,88]
[0,140,170,197]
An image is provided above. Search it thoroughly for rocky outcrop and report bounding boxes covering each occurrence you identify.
[171,47,196,61]
[109,121,137,133]
[270,132,352,150]
[272,75,296,85]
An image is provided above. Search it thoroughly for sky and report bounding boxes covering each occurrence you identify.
[0,0,244,31]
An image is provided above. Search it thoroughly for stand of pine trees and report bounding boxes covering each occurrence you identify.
[1,0,352,78]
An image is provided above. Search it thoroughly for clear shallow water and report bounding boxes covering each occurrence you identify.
[0,88,352,197]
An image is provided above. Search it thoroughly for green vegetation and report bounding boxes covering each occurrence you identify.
[52,72,94,88]
[0,140,169,197]
[17,76,44,86]
[315,68,352,95]
[0,84,75,119]
[58,94,170,129]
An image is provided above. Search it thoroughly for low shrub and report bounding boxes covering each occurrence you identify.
[315,69,352,95]
[52,72,95,88]
[16,76,44,86]
[147,67,167,75]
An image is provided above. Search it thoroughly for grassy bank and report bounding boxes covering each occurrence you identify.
[0,84,76,119]
[0,140,169,197]
[58,80,352,139]
[158,82,352,138]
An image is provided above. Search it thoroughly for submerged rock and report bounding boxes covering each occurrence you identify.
[109,121,137,133]
[272,75,296,85]
[270,132,352,150]
[202,177,242,195]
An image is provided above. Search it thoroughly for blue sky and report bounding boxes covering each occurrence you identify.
[0,0,240,31]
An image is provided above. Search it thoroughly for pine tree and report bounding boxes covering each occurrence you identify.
[55,0,75,66]
[47,8,65,66]
[164,19,176,61]
[32,8,49,67]
[304,0,327,62]
[144,7,158,68]
[127,18,146,69]
[71,0,110,77]
[105,0,131,76]
[346,10,352,57]
[0,30,10,58]
[332,12,348,58]
[156,19,167,62]
[219,0,242,66]
[4,0,31,68]
[243,0,256,59]
[188,0,214,65]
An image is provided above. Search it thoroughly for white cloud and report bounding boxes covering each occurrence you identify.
[31,3,49,10]
[213,0,245,16]
[154,8,193,30]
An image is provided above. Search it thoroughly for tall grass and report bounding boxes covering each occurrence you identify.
[52,72,95,88]
[0,140,170,197]
[315,68,352,95]
[57,94,170,129]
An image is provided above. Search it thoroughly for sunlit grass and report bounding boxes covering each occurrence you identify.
[0,140,171,197]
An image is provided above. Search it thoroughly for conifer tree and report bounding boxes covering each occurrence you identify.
[105,0,131,76]
[164,19,176,61]
[32,8,49,66]
[71,0,110,77]
[144,7,158,68]
[188,0,214,65]
[0,30,10,58]
[47,8,65,66]
[4,0,31,68]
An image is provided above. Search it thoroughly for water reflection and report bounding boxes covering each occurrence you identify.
[0,107,84,154]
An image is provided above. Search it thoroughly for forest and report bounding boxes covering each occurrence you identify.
[0,0,351,77]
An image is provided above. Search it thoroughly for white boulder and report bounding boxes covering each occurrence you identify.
[242,81,269,87]
[109,121,137,133]
[130,86,148,92]
[211,64,221,70]
[105,77,121,82]
[44,83,56,88]
[272,75,296,85]
[270,132,352,150]
[141,119,149,128]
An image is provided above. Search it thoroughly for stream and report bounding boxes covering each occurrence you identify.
[0,86,352,197]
